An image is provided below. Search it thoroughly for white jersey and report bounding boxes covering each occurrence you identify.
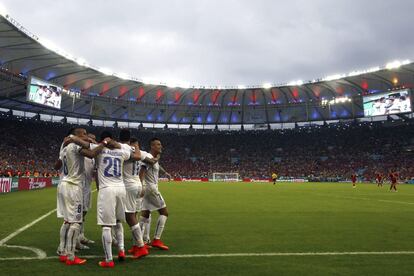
[84,157,95,185]
[95,143,131,189]
[61,143,85,185]
[141,153,159,188]
[123,146,149,189]
[58,142,65,181]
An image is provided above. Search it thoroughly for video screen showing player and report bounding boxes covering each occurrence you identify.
[363,89,412,117]
[27,76,62,109]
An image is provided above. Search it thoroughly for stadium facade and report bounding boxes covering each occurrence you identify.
[0,13,413,129]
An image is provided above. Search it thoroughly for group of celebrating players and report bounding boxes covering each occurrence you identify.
[55,128,171,268]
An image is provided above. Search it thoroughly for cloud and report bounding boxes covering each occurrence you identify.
[2,0,414,86]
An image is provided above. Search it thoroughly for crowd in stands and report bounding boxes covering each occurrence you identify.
[0,113,413,182]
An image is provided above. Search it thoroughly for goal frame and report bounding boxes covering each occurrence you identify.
[211,172,240,182]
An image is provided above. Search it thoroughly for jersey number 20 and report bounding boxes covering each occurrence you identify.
[103,157,121,177]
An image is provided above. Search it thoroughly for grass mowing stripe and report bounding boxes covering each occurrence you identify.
[313,193,414,205]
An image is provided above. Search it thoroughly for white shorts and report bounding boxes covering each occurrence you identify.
[136,197,143,212]
[82,181,92,212]
[125,185,142,213]
[142,185,166,212]
[97,186,126,226]
[57,181,83,223]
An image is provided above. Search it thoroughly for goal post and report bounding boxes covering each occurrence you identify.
[211,172,240,182]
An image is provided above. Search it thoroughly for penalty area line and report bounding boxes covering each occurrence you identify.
[0,189,98,246]
[1,251,414,261]
[0,209,57,246]
[0,188,98,259]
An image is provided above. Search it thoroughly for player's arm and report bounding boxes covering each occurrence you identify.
[159,164,172,180]
[142,153,160,165]
[106,139,122,149]
[65,135,90,149]
[128,144,142,161]
[79,138,111,158]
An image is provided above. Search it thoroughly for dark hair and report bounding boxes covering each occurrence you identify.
[100,130,113,142]
[119,129,131,142]
[68,127,84,136]
[67,127,76,136]
[150,137,160,146]
[130,137,139,144]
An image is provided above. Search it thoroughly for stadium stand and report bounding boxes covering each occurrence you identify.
[0,113,413,182]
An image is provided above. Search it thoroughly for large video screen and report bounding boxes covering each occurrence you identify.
[363,89,412,117]
[27,76,62,109]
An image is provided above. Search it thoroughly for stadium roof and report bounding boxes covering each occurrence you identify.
[0,13,413,126]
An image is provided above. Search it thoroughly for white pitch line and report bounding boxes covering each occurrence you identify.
[0,188,98,259]
[0,188,98,246]
[0,209,57,246]
[1,251,414,261]
[1,244,47,259]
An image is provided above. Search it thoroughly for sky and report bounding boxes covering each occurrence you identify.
[1,0,414,86]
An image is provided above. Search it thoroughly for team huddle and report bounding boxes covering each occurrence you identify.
[55,128,171,268]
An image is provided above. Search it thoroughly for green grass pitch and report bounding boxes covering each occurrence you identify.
[1,181,414,275]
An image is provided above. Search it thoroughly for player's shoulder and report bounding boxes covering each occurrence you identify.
[120,143,133,151]
[66,142,81,151]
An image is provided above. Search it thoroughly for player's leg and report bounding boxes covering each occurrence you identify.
[57,221,69,261]
[135,196,151,246]
[76,212,90,250]
[114,187,128,261]
[62,183,86,265]
[100,225,114,268]
[79,184,94,245]
[152,206,169,250]
[98,188,116,268]
[139,210,151,229]
[139,191,152,230]
[126,212,149,258]
[143,213,152,245]
[125,187,149,258]
[57,185,69,260]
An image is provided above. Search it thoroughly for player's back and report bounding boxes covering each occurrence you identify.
[123,158,141,186]
[61,143,85,185]
[95,144,131,189]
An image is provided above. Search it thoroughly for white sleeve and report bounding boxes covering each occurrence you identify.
[89,143,99,149]
[140,150,149,161]
[140,161,149,171]
[121,144,132,160]
[58,150,64,160]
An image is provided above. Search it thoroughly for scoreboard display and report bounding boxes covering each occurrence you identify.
[363,89,412,117]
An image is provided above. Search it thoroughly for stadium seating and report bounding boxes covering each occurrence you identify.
[0,113,413,181]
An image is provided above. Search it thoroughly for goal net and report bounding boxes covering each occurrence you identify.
[211,172,240,182]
